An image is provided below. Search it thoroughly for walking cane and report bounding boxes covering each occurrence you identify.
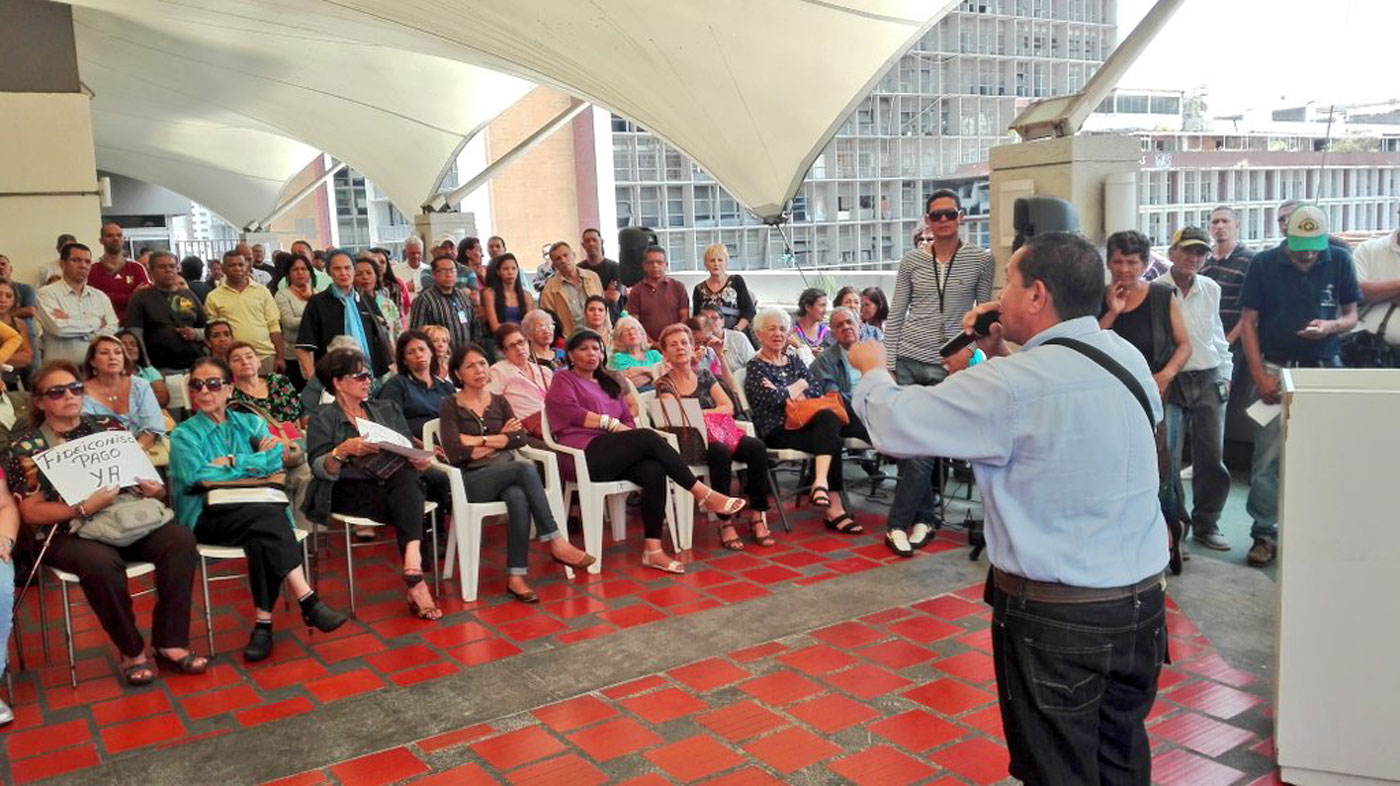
[10,522,63,672]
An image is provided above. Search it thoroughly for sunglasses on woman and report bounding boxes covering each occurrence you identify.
[41,381,85,400]
[188,378,228,392]
[340,371,373,382]
[927,209,960,222]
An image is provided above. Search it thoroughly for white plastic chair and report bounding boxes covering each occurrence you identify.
[422,419,567,602]
[329,500,439,617]
[195,529,310,656]
[50,562,155,688]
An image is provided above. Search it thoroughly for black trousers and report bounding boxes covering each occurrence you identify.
[195,503,304,612]
[584,430,698,539]
[989,578,1166,785]
[763,409,853,491]
[45,521,197,658]
[705,436,770,513]
[331,467,426,556]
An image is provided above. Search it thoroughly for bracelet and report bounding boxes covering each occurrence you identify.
[599,415,612,431]
[0,535,13,550]
[77,503,88,518]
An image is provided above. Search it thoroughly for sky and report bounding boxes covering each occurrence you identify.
[1115,0,1398,115]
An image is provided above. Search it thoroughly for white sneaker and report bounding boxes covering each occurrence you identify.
[909,522,934,548]
[0,699,13,725]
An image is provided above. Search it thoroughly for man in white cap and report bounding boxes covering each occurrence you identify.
[1238,204,1359,566]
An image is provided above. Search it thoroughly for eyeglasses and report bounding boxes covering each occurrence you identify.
[504,339,528,350]
[187,378,227,392]
[927,209,960,222]
[341,371,373,382]
[41,382,85,401]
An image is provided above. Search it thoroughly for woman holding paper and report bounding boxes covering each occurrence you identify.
[169,356,347,662]
[4,360,203,685]
[440,343,594,603]
[306,348,442,620]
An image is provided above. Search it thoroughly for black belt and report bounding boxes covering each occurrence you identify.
[993,568,1165,604]
[1263,357,1338,369]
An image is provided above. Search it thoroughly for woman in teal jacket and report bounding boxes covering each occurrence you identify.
[170,355,347,663]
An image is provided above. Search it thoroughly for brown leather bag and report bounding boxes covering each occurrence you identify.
[784,391,849,430]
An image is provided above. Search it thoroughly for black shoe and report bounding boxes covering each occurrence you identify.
[243,625,274,662]
[301,598,349,633]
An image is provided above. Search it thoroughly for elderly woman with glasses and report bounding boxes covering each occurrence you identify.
[170,356,346,662]
[488,322,551,438]
[608,315,664,390]
[522,309,563,370]
[746,306,862,535]
[544,330,746,574]
[306,348,442,620]
[5,361,202,685]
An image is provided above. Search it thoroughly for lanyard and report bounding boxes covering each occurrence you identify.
[930,241,961,314]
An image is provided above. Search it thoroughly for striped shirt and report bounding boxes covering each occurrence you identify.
[1200,245,1254,334]
[409,285,475,348]
[885,242,995,367]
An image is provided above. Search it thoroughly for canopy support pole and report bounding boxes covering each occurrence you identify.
[422,99,590,213]
[246,158,345,232]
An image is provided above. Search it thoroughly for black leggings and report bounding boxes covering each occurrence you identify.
[706,436,770,514]
[584,429,699,539]
[763,409,850,491]
[331,467,427,556]
[195,503,304,612]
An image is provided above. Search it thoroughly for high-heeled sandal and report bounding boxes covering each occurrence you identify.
[154,650,209,675]
[642,548,685,574]
[808,486,831,508]
[750,514,776,547]
[403,571,443,620]
[698,490,747,517]
[719,523,745,551]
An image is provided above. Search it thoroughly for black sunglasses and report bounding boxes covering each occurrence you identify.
[188,378,227,392]
[340,371,373,382]
[927,209,960,222]
[41,381,85,401]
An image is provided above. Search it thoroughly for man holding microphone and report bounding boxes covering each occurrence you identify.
[849,231,1169,785]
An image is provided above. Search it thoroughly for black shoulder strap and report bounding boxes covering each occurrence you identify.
[1043,337,1155,427]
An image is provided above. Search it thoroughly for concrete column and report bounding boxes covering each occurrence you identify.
[412,213,479,252]
[0,1,103,283]
[987,135,1141,285]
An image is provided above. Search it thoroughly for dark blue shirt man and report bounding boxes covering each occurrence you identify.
[1238,204,1359,567]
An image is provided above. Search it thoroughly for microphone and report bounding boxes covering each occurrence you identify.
[938,310,1001,358]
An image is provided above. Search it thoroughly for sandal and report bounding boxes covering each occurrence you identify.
[641,548,685,574]
[154,650,209,675]
[750,514,776,547]
[699,490,747,517]
[824,513,864,535]
[403,571,443,620]
[718,523,745,551]
[808,486,831,508]
[550,550,598,570]
[122,660,156,686]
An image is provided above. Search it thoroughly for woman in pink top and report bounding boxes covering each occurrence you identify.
[544,330,746,574]
[487,322,552,437]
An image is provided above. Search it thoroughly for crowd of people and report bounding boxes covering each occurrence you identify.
[0,195,1392,752]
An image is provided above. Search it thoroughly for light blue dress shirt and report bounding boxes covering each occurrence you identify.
[81,375,165,437]
[853,316,1169,588]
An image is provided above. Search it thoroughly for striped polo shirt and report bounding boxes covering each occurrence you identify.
[885,242,995,366]
[1200,245,1254,334]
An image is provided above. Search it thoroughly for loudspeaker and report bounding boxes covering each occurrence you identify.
[618,226,657,287]
[1012,196,1080,252]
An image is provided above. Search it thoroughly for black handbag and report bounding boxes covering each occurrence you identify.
[653,381,707,465]
[1340,304,1398,368]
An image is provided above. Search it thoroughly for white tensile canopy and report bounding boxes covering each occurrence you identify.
[65,0,954,226]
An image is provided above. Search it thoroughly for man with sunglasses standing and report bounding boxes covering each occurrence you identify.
[881,189,994,556]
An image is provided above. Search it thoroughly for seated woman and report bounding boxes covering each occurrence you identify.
[81,336,167,454]
[5,361,204,685]
[169,357,346,662]
[116,330,171,407]
[421,325,456,385]
[544,330,746,574]
[306,348,443,619]
[481,253,535,337]
[745,306,862,534]
[0,469,19,725]
[859,286,888,341]
[655,324,774,550]
[377,330,456,440]
[488,322,552,438]
[440,344,594,602]
[608,315,664,391]
[790,288,829,358]
[229,341,303,425]
[522,310,563,370]
[582,294,612,350]
[0,281,33,390]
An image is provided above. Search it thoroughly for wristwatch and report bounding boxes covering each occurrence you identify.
[331,447,343,462]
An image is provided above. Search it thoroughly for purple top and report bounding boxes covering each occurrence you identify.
[544,369,635,450]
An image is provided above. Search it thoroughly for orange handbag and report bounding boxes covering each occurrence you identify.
[784,391,850,430]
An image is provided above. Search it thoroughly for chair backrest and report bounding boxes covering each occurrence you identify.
[165,373,189,410]
[647,396,709,446]
[422,418,441,451]
[730,366,750,413]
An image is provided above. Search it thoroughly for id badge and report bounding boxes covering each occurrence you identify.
[456,309,468,324]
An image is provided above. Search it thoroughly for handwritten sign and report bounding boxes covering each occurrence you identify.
[32,431,161,505]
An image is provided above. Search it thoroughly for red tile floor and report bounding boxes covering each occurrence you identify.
[0,502,1282,785]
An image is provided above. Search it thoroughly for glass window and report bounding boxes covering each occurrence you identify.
[1150,96,1180,115]
[667,186,685,227]
[694,185,716,227]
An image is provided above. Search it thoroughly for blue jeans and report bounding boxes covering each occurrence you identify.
[1166,369,1230,536]
[1245,358,1340,542]
[888,357,946,531]
[990,577,1166,785]
[0,559,11,673]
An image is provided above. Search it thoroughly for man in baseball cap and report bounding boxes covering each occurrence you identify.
[1237,204,1360,566]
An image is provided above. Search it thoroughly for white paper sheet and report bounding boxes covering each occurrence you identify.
[1247,399,1281,426]
[356,417,432,459]
[33,430,161,505]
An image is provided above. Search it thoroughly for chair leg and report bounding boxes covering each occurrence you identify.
[60,581,76,689]
[460,513,481,603]
[580,491,604,575]
[430,512,441,599]
[200,556,215,659]
[605,493,628,544]
[768,467,793,533]
[38,576,49,662]
[343,522,357,618]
